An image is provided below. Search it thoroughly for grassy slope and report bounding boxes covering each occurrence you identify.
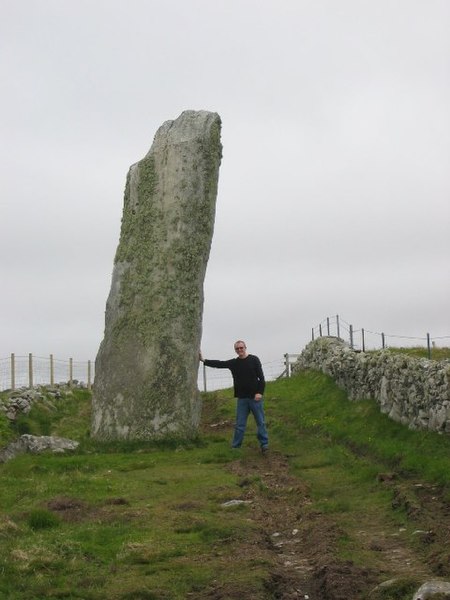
[0,369,450,599]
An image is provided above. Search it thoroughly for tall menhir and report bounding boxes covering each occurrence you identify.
[92,111,222,440]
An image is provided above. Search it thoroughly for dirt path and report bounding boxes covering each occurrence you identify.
[214,448,449,599]
[199,396,450,600]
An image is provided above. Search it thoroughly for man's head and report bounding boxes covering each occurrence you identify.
[234,340,248,358]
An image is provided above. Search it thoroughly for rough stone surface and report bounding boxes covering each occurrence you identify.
[293,337,450,434]
[92,110,222,441]
[0,434,79,463]
[412,580,450,599]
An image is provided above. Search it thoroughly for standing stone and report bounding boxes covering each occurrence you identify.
[92,110,222,440]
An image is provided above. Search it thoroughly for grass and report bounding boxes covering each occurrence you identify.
[0,391,261,599]
[0,360,450,598]
[381,345,450,361]
[0,445,256,599]
[268,371,450,486]
[264,369,450,591]
[267,370,450,552]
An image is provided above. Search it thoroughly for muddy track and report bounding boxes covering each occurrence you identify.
[228,451,379,599]
[201,445,450,600]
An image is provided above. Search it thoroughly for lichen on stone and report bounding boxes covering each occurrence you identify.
[92,111,222,441]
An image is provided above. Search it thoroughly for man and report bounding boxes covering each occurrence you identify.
[199,341,268,453]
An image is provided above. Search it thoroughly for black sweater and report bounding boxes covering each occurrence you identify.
[204,354,265,398]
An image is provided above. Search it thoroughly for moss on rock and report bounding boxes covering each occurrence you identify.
[92,111,222,441]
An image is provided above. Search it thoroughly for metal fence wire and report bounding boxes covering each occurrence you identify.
[0,354,93,392]
[0,353,289,394]
[312,315,450,357]
[2,316,448,392]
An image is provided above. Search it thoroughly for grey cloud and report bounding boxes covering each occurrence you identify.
[1,0,448,372]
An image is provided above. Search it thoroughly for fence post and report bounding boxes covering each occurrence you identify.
[336,314,340,339]
[11,353,15,391]
[202,362,207,392]
[349,325,354,349]
[69,358,73,387]
[284,353,290,378]
[381,333,385,349]
[87,360,92,390]
[361,328,365,352]
[312,327,314,341]
[427,333,431,359]
[319,323,323,337]
[50,354,54,386]
[28,353,33,388]
[327,317,330,336]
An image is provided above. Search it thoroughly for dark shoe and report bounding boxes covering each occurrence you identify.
[261,446,269,455]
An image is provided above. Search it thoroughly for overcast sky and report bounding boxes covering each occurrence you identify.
[1,0,449,377]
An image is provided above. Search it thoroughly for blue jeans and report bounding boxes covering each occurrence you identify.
[232,397,268,449]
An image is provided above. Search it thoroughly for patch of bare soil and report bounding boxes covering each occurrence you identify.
[45,495,140,524]
[46,496,88,521]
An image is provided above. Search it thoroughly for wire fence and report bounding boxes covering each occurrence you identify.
[0,353,295,394]
[3,315,447,392]
[0,353,292,394]
[0,354,93,392]
[312,315,450,358]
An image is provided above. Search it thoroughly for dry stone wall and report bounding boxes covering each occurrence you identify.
[293,337,450,434]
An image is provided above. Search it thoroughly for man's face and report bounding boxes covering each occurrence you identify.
[234,342,247,358]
